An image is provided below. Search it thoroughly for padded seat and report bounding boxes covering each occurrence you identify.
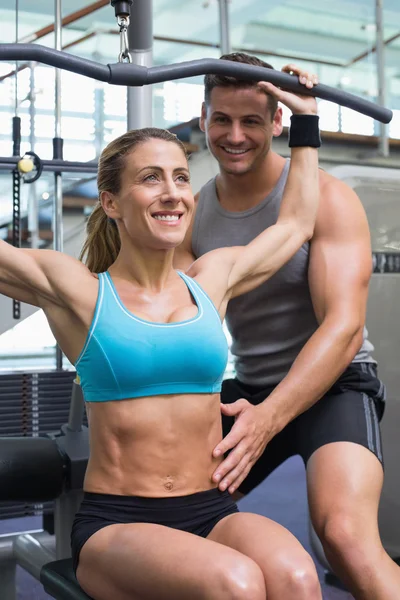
[40,559,93,600]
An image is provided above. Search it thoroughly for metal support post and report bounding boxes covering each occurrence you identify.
[54,0,63,252]
[0,530,56,600]
[54,0,64,369]
[218,0,231,55]
[127,0,153,129]
[375,0,389,157]
[67,378,85,432]
[13,533,55,579]
[28,61,39,249]
[54,490,84,559]
[93,52,105,157]
[0,556,16,600]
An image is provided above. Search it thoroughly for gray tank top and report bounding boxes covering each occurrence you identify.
[193,160,375,386]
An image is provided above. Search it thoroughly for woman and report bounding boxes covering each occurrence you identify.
[0,77,322,600]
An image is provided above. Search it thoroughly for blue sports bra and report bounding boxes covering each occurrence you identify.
[75,271,229,402]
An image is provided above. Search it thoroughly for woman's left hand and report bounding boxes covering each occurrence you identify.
[211,399,275,494]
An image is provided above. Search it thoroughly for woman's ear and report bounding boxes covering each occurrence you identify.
[100,190,121,220]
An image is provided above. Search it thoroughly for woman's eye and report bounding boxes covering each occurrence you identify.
[144,174,158,182]
[177,175,189,183]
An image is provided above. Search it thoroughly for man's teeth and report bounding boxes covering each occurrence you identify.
[154,215,180,221]
[223,148,249,154]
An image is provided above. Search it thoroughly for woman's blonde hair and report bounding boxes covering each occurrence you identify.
[79,127,188,273]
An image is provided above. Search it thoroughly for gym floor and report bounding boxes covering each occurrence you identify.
[4,456,354,599]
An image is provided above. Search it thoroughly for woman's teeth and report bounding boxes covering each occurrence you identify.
[154,215,180,221]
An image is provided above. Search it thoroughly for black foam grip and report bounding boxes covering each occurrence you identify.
[53,137,64,160]
[12,116,21,157]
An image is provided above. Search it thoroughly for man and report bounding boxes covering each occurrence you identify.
[175,53,400,599]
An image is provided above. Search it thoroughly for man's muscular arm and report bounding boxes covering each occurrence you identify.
[258,172,371,430]
[212,173,372,493]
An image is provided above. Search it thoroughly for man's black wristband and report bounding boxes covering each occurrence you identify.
[288,114,321,148]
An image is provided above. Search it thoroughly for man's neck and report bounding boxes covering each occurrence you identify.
[216,151,287,212]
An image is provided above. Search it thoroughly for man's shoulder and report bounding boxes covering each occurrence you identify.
[313,169,367,241]
[318,168,354,196]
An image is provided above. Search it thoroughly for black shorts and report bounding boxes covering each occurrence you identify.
[71,487,238,574]
[221,362,386,495]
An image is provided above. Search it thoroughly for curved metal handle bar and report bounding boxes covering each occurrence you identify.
[0,43,393,124]
[0,43,110,81]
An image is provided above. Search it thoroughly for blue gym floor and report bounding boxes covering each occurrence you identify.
[2,456,354,599]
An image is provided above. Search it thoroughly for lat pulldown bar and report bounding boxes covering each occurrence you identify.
[0,44,393,124]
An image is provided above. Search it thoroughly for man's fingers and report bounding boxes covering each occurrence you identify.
[212,440,248,481]
[281,64,319,88]
[213,427,243,457]
[220,398,249,415]
[257,81,285,100]
[228,463,253,494]
[282,63,297,74]
[218,454,252,493]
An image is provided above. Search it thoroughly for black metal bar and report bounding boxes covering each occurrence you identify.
[0,156,99,174]
[12,116,22,320]
[0,44,111,81]
[134,59,393,124]
[0,43,393,124]
[52,134,64,371]
[12,116,21,156]
[12,170,21,320]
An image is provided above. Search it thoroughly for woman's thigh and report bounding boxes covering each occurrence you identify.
[208,512,321,598]
[77,521,266,600]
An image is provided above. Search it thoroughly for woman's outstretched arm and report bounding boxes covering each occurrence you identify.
[0,241,91,308]
[189,75,320,301]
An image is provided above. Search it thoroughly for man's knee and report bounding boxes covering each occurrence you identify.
[317,511,378,559]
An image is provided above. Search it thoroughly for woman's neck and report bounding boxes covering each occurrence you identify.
[109,246,177,292]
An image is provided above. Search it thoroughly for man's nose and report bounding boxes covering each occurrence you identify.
[226,122,246,144]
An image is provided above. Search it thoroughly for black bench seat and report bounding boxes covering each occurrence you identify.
[40,559,93,600]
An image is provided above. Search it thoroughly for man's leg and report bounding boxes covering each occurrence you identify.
[307,441,400,600]
[297,364,399,600]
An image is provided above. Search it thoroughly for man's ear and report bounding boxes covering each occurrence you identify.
[100,190,121,220]
[272,106,283,138]
[199,102,207,132]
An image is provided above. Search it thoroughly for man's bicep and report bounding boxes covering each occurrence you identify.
[308,179,372,326]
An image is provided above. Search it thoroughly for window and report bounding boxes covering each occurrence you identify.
[162,81,203,125]
[341,108,374,136]
[389,110,400,140]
